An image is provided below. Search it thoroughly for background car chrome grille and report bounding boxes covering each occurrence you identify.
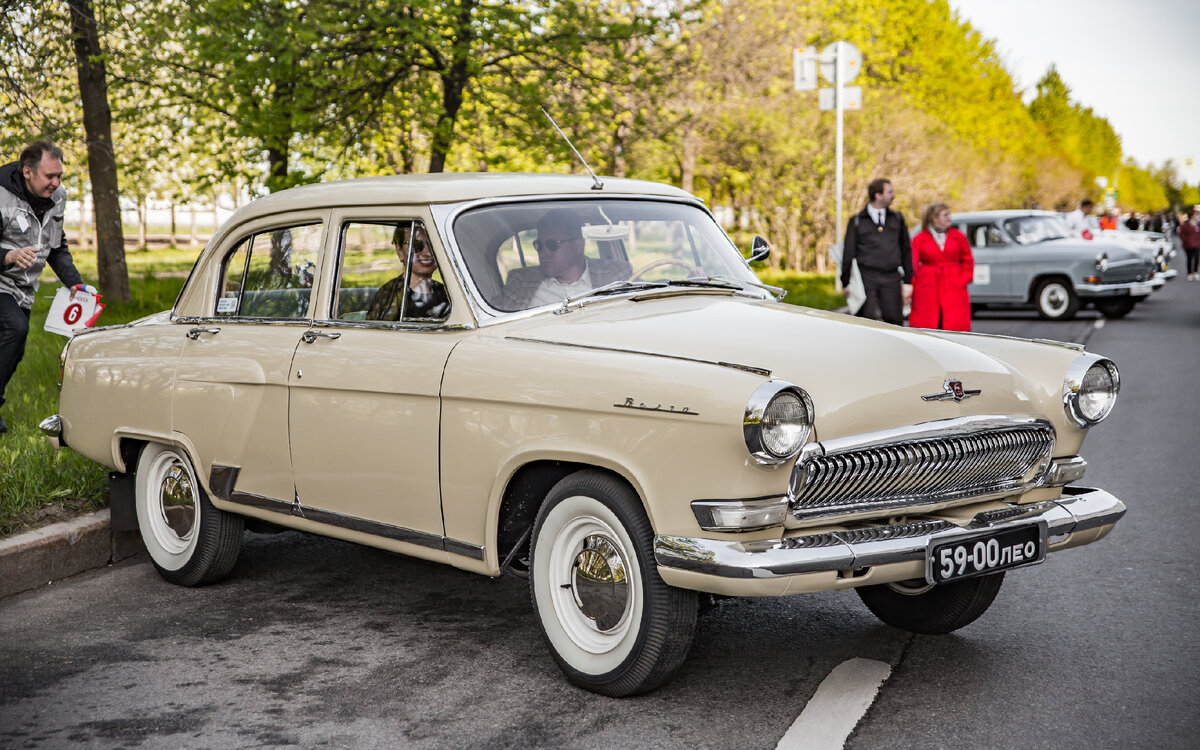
[788,421,1055,521]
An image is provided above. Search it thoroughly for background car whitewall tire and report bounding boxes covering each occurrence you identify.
[134,442,244,587]
[529,470,697,697]
[1034,278,1080,320]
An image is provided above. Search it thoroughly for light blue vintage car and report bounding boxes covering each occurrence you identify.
[952,210,1160,320]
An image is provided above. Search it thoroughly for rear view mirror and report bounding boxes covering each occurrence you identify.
[748,235,770,262]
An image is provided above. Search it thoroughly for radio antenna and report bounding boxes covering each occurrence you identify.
[542,108,604,190]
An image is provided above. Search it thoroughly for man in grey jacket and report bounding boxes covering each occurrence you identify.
[0,141,87,434]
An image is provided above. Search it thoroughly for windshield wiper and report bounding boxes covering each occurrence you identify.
[555,280,668,313]
[688,275,785,301]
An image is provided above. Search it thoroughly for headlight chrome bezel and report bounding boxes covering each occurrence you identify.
[1063,355,1120,427]
[744,380,814,465]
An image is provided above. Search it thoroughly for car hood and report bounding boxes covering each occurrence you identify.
[494,294,1058,440]
[1039,237,1146,262]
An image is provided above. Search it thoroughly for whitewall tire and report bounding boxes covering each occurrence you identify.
[529,470,696,696]
[134,443,243,587]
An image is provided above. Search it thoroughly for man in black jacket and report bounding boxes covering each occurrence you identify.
[0,141,87,434]
[840,178,913,325]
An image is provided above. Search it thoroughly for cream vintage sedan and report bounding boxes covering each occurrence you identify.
[43,174,1125,696]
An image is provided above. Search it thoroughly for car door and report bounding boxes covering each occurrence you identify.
[287,215,465,549]
[173,217,325,504]
[963,221,1014,301]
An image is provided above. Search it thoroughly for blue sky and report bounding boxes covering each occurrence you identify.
[948,0,1200,184]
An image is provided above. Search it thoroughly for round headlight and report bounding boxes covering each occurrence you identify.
[1095,254,1109,273]
[1064,357,1119,427]
[745,382,814,464]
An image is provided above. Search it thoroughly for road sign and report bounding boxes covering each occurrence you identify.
[793,47,818,91]
[819,41,861,84]
[819,86,861,111]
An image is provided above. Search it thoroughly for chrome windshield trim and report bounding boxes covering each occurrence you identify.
[654,487,1125,579]
[430,194,747,326]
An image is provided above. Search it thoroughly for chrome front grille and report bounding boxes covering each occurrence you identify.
[787,416,1055,522]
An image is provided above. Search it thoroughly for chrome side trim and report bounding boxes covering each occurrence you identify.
[505,336,771,377]
[227,492,484,560]
[654,487,1125,579]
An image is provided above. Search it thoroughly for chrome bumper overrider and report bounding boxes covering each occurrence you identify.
[655,486,1124,579]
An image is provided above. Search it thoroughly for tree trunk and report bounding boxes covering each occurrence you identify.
[429,2,474,174]
[67,0,129,302]
[169,200,176,247]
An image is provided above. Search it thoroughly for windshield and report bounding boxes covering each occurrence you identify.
[1002,215,1071,245]
[453,199,762,313]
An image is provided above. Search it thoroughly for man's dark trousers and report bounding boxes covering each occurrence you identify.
[858,267,904,325]
[0,293,31,409]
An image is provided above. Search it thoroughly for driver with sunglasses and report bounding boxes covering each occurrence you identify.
[499,208,630,311]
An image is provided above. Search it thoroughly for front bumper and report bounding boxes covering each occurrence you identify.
[654,486,1123,582]
[1076,279,1161,298]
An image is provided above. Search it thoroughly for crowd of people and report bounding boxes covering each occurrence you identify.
[838,182,1200,330]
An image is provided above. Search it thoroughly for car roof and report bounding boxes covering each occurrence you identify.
[951,209,1059,221]
[228,173,698,221]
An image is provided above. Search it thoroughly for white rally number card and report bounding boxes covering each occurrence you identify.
[44,287,105,337]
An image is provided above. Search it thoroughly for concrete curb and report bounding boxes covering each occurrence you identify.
[0,509,144,600]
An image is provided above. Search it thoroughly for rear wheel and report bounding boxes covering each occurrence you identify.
[856,573,1004,634]
[529,470,697,696]
[1095,297,1136,318]
[1033,279,1079,320]
[135,443,244,586]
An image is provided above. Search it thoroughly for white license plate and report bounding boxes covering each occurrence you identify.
[1130,283,1154,296]
[928,524,1046,584]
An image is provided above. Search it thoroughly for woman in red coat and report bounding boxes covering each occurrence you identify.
[909,202,974,331]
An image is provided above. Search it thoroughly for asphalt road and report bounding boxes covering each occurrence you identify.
[1,281,1197,749]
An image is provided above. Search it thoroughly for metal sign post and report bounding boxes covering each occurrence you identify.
[798,41,862,245]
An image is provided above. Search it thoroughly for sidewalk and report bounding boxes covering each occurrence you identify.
[0,509,144,600]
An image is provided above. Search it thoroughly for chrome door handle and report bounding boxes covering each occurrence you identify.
[301,329,342,344]
[186,327,221,340]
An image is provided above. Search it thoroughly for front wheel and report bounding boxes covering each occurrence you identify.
[1095,297,1136,318]
[529,470,697,696]
[1034,279,1079,320]
[135,442,244,587]
[856,573,1004,634]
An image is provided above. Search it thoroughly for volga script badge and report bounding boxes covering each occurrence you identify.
[922,379,981,403]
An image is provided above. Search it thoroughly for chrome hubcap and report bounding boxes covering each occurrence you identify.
[159,462,196,540]
[571,535,629,631]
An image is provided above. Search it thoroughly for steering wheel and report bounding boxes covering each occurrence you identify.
[628,258,701,281]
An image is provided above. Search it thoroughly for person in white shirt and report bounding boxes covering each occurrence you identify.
[1064,199,1096,238]
[500,208,630,310]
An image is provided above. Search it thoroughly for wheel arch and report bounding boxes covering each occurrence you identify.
[1025,272,1074,303]
[494,459,645,575]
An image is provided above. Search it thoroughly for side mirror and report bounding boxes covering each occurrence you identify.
[748,235,771,263]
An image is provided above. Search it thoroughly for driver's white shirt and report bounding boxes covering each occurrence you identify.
[1064,209,1098,236]
[529,263,594,307]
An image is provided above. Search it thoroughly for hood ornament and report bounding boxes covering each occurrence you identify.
[922,379,981,403]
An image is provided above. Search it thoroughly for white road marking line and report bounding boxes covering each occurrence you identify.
[775,657,892,750]
[1094,318,1106,330]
